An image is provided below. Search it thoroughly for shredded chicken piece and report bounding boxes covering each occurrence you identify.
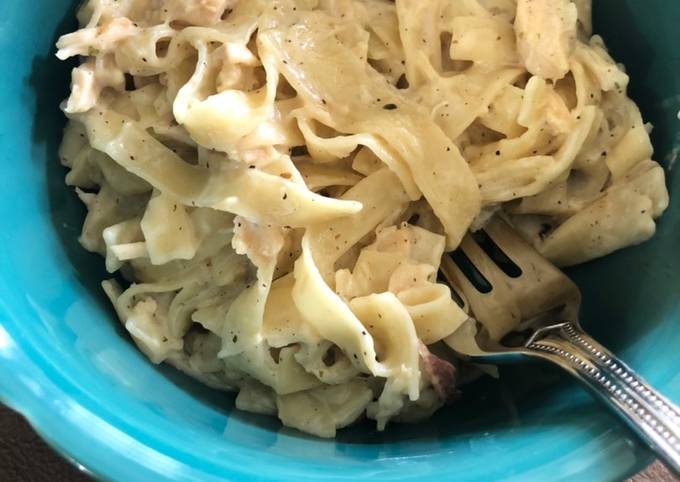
[56,17,137,60]
[65,56,125,113]
[215,44,262,93]
[514,0,578,80]
[66,62,100,113]
[232,216,285,269]
[65,57,125,114]
[166,0,234,26]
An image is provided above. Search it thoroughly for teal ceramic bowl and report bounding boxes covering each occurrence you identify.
[1,2,678,481]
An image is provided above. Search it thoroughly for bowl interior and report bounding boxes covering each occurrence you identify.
[1,2,679,481]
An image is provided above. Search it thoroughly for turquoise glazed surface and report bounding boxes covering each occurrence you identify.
[0,1,678,481]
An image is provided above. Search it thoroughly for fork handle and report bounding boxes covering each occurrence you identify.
[525,321,680,475]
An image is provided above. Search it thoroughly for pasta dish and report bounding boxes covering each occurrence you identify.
[56,0,669,437]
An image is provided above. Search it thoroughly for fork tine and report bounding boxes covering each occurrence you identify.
[483,218,581,318]
[439,255,472,311]
[441,216,580,342]
[459,235,506,287]
[443,235,523,341]
[482,217,541,269]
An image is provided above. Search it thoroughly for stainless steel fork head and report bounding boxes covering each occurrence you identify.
[441,215,581,361]
[440,216,680,474]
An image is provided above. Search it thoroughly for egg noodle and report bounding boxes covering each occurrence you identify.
[56,0,668,437]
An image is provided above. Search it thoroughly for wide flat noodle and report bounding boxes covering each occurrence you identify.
[57,0,670,438]
[259,3,481,248]
[74,108,362,227]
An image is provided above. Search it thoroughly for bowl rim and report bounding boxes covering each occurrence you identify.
[0,312,657,482]
[0,0,673,477]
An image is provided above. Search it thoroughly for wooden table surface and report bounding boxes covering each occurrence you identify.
[1,404,676,481]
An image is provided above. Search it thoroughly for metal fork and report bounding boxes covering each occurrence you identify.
[440,216,680,475]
